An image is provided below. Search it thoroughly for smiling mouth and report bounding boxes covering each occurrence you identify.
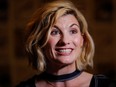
[55,48,73,55]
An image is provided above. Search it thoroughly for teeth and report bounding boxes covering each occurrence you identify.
[58,49,72,53]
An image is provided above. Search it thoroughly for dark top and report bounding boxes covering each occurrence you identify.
[16,75,116,87]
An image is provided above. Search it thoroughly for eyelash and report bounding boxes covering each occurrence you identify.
[51,28,78,35]
[70,29,78,34]
[51,29,60,35]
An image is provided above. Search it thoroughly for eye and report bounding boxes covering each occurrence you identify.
[51,28,60,35]
[70,29,78,34]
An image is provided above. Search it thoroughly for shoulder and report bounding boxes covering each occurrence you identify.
[16,75,37,87]
[90,75,116,87]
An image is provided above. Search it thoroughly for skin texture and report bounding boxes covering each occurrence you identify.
[43,14,83,74]
[36,14,93,87]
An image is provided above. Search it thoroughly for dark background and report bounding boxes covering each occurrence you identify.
[0,0,116,87]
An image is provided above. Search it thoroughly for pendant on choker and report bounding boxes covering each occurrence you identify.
[40,70,83,82]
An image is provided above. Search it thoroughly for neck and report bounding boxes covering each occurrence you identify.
[46,62,77,75]
[36,72,93,87]
[42,69,82,82]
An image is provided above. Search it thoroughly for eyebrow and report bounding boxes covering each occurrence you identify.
[53,25,59,29]
[70,23,80,28]
[52,23,80,30]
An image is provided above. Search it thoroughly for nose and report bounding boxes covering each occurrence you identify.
[58,34,70,46]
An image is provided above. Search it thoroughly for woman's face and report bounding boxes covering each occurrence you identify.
[44,14,83,66]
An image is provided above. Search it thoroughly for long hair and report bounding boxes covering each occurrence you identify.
[25,0,95,73]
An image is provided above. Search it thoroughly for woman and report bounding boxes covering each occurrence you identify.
[17,1,116,87]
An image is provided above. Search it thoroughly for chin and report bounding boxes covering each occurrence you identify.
[58,59,76,65]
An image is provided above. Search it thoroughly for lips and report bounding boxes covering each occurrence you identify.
[55,48,73,55]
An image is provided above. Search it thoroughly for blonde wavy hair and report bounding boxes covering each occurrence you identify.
[25,0,95,73]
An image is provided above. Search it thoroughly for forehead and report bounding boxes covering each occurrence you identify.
[54,14,79,26]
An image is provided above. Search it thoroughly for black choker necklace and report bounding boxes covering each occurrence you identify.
[40,70,83,82]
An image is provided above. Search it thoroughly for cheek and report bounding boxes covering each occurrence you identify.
[46,37,59,54]
[47,38,56,48]
[43,38,58,60]
[73,36,83,47]
[43,42,54,60]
